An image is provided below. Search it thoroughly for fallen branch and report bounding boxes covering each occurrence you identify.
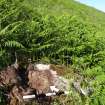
[23,91,69,99]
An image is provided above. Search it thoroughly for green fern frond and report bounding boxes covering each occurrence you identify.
[4,40,24,48]
[37,44,54,51]
[55,47,75,54]
[0,21,24,35]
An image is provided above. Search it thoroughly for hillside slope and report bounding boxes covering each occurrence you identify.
[24,0,105,29]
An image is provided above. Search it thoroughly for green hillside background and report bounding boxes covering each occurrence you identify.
[0,0,105,105]
[24,0,105,30]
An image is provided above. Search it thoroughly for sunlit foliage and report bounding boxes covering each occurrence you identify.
[0,0,105,105]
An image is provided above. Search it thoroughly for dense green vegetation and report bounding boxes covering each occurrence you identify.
[24,0,105,31]
[0,0,105,105]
